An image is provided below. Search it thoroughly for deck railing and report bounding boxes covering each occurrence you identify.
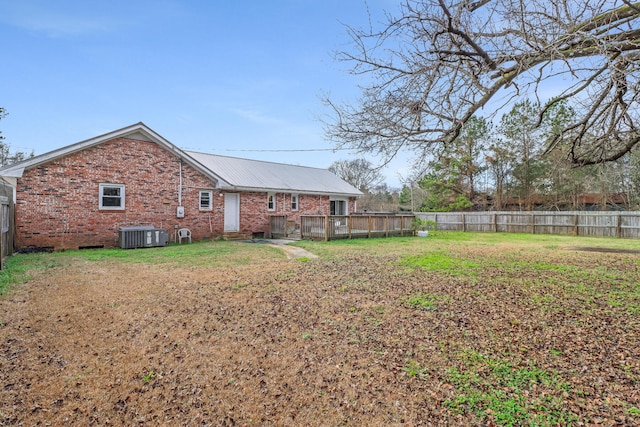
[299,215,415,241]
[269,215,299,239]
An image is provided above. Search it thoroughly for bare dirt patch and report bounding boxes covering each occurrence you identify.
[567,246,640,254]
[1,244,639,425]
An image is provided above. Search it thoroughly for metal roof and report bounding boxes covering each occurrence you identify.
[0,122,362,197]
[186,151,362,196]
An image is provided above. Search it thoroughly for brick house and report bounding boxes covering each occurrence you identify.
[0,123,361,250]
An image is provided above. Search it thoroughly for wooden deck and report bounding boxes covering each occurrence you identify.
[270,215,416,241]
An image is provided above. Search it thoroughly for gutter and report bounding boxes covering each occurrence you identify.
[217,185,362,198]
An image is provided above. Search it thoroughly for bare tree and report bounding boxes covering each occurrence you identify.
[0,107,6,145]
[358,183,401,212]
[325,0,640,169]
[328,158,385,192]
[0,108,9,166]
[0,108,34,167]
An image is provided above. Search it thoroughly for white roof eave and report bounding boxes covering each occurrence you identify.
[218,184,361,197]
[0,166,25,178]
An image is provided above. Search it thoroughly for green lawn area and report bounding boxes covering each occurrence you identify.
[1,232,639,425]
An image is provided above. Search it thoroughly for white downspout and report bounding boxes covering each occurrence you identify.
[178,160,182,206]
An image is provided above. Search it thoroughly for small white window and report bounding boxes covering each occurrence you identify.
[267,193,276,211]
[99,183,125,210]
[330,199,347,215]
[199,190,212,210]
[291,194,298,211]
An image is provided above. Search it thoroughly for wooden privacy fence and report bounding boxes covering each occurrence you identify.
[0,182,15,269]
[415,211,640,239]
[270,215,416,241]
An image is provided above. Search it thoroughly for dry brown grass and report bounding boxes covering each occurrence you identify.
[0,236,639,426]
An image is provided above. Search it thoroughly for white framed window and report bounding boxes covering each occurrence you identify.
[99,183,125,210]
[330,198,348,215]
[199,190,213,210]
[291,194,299,211]
[267,193,276,211]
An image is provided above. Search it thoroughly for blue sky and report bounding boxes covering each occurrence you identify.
[0,0,410,188]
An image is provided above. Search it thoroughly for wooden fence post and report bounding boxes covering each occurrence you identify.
[324,215,330,242]
[617,213,622,238]
[531,213,535,234]
[385,216,389,237]
[0,203,3,271]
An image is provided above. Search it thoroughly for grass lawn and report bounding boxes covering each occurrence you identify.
[0,232,639,425]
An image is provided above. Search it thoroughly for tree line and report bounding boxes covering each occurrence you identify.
[323,0,640,212]
[399,100,640,212]
[332,99,640,212]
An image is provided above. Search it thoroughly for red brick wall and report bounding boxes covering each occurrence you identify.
[235,193,332,237]
[14,137,358,249]
[238,193,356,237]
[220,193,356,239]
[15,138,222,249]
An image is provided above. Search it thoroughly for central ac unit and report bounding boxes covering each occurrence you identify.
[119,226,169,249]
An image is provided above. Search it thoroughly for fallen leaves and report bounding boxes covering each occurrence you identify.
[0,243,638,425]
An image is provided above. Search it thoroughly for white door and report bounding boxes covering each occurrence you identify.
[224,193,240,232]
